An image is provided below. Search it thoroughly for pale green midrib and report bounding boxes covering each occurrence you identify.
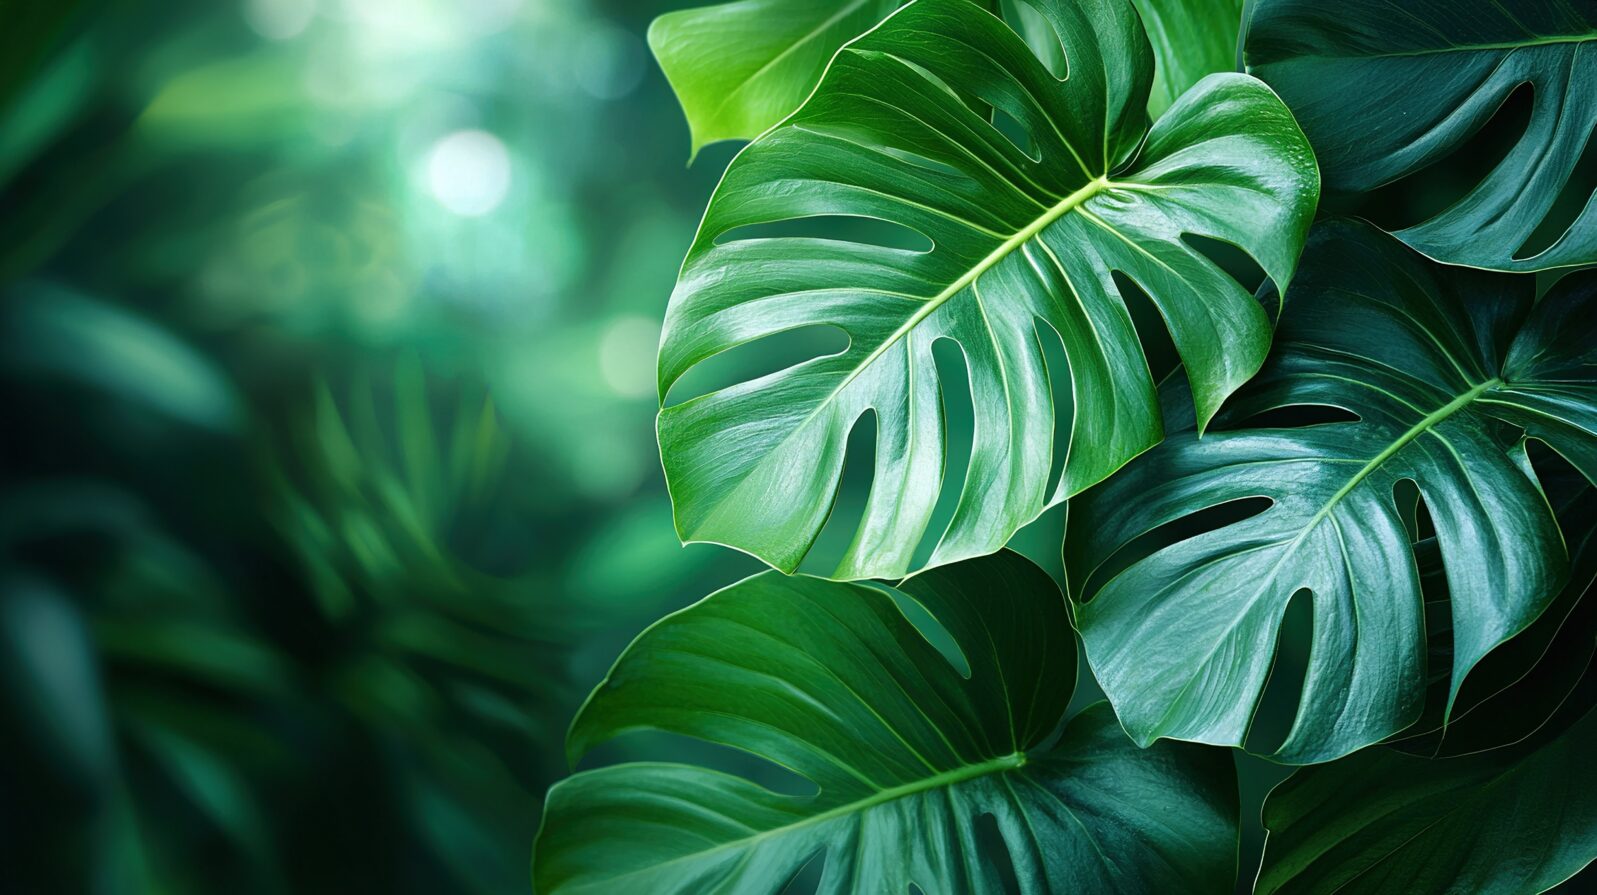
[578,751,1029,888]
[831,175,1110,397]
[1146,376,1505,740]
[684,175,1113,547]
[1307,377,1503,531]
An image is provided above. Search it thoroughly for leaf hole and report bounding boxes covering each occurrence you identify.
[797,409,878,577]
[999,0,1069,80]
[1393,478,1422,542]
[989,105,1041,164]
[882,582,973,679]
[1180,233,1269,296]
[778,849,825,894]
[1077,497,1274,602]
[1035,317,1075,500]
[1514,126,1597,260]
[1328,82,1535,230]
[1231,404,1361,430]
[911,338,975,570]
[664,324,849,408]
[1244,587,1313,756]
[1110,270,1178,384]
[575,730,818,798]
[714,215,933,253]
[974,811,1023,894]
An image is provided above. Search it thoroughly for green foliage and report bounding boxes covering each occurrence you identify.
[657,0,1317,580]
[534,552,1239,894]
[6,0,1597,892]
[651,0,1245,154]
[1130,0,1244,117]
[546,0,1597,890]
[1245,0,1597,271]
[1256,703,1597,893]
[1067,221,1597,763]
[649,0,907,155]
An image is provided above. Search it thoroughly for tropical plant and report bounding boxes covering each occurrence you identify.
[536,0,1597,891]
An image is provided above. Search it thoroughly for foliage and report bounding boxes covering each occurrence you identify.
[1246,0,1597,271]
[535,552,1238,893]
[4,0,1596,892]
[1067,221,1597,763]
[657,0,1316,580]
[651,0,1243,154]
[544,0,1597,892]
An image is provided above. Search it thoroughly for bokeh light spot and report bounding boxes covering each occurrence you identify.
[426,129,512,217]
[598,315,661,398]
[244,0,317,40]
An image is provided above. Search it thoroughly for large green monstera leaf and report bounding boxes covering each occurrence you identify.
[533,552,1239,894]
[650,0,1246,154]
[658,0,1318,580]
[1067,221,1597,765]
[1256,702,1597,894]
[1245,0,1597,271]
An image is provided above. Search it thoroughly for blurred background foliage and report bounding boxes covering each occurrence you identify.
[0,1,783,891]
[3,2,1582,894]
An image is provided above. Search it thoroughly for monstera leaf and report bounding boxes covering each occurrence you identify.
[1067,221,1597,764]
[533,552,1239,894]
[1390,480,1597,758]
[651,0,1247,154]
[1133,0,1244,117]
[1256,702,1597,894]
[649,0,906,156]
[1245,0,1597,271]
[658,0,1318,580]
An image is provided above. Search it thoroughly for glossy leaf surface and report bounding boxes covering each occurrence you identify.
[1257,703,1597,894]
[648,0,905,156]
[652,0,1246,155]
[658,0,1318,579]
[1391,479,1597,757]
[1246,0,1597,271]
[1068,221,1597,764]
[1132,0,1244,118]
[534,552,1239,894]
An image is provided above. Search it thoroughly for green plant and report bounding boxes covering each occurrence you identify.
[535,0,1597,892]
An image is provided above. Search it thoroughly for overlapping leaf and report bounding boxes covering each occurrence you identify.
[651,0,1246,155]
[1068,221,1597,764]
[649,0,907,156]
[533,552,1239,894]
[1391,478,1597,758]
[1256,701,1597,894]
[658,0,1318,580]
[1246,0,1597,271]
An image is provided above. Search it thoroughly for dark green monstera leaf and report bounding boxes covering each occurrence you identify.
[1390,478,1597,758]
[533,552,1239,894]
[1245,0,1597,271]
[650,0,1247,155]
[658,0,1318,580]
[1067,221,1597,764]
[1256,700,1597,894]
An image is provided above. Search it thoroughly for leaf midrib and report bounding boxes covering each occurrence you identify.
[684,176,1114,544]
[1147,376,1506,739]
[572,750,1029,890]
[834,175,1111,396]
